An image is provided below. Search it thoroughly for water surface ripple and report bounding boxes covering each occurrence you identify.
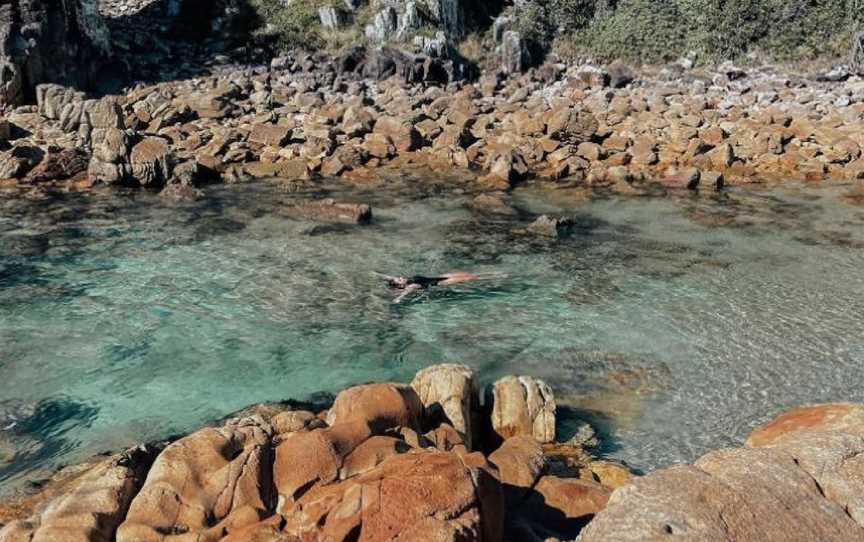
[1,180,864,490]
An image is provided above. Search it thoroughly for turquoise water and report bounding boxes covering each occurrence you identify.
[2,176,864,492]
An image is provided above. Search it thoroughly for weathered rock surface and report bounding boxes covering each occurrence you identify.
[489,375,556,444]
[0,447,155,542]
[116,417,274,542]
[411,363,477,449]
[579,403,864,541]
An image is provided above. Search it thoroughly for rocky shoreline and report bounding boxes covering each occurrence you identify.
[2,55,864,208]
[1,364,863,541]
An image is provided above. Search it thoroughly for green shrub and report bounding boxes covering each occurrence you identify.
[549,0,864,64]
[247,0,332,51]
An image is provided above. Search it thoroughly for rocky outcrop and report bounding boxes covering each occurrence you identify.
[579,403,864,541]
[0,446,155,542]
[116,417,274,541]
[0,364,630,542]
[6,364,864,542]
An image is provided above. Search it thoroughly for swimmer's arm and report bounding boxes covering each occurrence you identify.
[393,284,421,303]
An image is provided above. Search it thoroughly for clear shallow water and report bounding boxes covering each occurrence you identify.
[2,177,864,492]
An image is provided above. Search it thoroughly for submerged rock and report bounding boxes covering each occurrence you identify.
[284,198,373,225]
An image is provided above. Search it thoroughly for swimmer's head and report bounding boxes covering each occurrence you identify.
[388,276,409,289]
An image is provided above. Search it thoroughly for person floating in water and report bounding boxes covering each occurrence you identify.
[378,271,504,303]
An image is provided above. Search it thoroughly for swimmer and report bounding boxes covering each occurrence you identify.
[377,271,504,303]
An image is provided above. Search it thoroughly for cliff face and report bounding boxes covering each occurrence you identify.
[0,0,241,107]
[0,0,107,105]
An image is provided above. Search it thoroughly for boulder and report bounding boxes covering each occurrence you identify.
[501,31,525,74]
[524,215,573,238]
[0,447,154,542]
[489,376,556,444]
[283,198,373,224]
[116,417,274,542]
[373,116,422,153]
[248,124,292,147]
[273,420,373,507]
[0,146,45,179]
[281,450,504,542]
[851,31,864,76]
[580,404,864,541]
[129,137,173,187]
[326,383,423,432]
[547,109,598,143]
[23,148,89,183]
[488,435,544,494]
[410,364,477,448]
[747,403,864,447]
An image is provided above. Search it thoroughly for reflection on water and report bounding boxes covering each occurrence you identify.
[2,179,864,490]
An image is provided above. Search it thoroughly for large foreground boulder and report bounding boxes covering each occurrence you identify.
[278,450,504,541]
[579,403,864,541]
[116,417,274,542]
[0,447,154,542]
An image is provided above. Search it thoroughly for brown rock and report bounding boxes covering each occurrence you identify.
[747,403,864,448]
[529,475,610,523]
[248,124,292,147]
[117,418,273,542]
[0,448,153,542]
[373,116,422,153]
[326,383,423,433]
[284,198,372,224]
[547,109,598,143]
[488,435,544,492]
[129,137,172,187]
[21,148,87,183]
[282,450,504,542]
[273,420,372,507]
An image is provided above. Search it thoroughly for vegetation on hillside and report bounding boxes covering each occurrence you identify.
[244,0,864,66]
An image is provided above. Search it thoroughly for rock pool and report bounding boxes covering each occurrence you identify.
[2,178,864,493]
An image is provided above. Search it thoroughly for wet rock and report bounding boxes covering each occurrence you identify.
[160,183,204,202]
[117,418,273,542]
[411,364,478,449]
[489,375,556,445]
[283,198,373,224]
[659,166,700,190]
[523,215,573,238]
[326,382,423,433]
